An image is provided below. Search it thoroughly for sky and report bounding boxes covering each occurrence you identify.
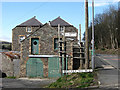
[0,0,119,42]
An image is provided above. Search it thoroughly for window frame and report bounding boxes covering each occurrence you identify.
[53,37,62,50]
[26,27,32,32]
[19,35,25,43]
[54,38,59,50]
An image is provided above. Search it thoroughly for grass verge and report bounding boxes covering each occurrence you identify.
[6,76,16,79]
[45,72,98,88]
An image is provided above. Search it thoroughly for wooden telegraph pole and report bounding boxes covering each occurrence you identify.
[92,0,95,70]
[85,0,89,69]
[79,24,83,69]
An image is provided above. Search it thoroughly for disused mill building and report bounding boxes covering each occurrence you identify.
[12,16,85,78]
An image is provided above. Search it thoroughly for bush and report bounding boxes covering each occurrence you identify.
[101,48,105,51]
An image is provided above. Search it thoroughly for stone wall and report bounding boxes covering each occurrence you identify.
[20,24,59,77]
[20,24,79,77]
[52,26,78,40]
[1,53,20,77]
[12,26,40,51]
[2,53,14,77]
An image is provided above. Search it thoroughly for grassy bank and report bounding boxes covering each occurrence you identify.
[6,76,16,79]
[95,48,119,55]
[45,72,98,88]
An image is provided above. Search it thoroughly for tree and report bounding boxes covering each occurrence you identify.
[82,5,119,49]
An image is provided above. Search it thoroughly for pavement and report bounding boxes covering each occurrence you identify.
[95,54,120,90]
[1,78,56,89]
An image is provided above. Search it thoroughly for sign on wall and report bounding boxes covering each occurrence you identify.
[65,32,77,37]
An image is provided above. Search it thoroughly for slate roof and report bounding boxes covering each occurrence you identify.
[17,16,43,26]
[49,16,72,26]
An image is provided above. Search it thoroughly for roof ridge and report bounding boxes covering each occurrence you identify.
[18,17,35,26]
[50,16,71,26]
[17,16,42,26]
[50,16,60,23]
[58,17,71,25]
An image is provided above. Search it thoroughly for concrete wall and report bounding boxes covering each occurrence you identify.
[2,53,14,77]
[13,59,20,77]
[1,53,20,77]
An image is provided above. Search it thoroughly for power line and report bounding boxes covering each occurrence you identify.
[10,2,48,25]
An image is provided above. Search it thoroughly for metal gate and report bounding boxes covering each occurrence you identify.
[26,58,43,77]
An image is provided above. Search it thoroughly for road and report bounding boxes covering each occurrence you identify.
[0,78,56,89]
[95,54,120,89]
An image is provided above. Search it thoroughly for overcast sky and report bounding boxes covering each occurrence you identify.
[0,0,119,42]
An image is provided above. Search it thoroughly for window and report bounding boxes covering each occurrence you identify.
[54,38,58,50]
[19,35,25,42]
[60,27,64,32]
[60,27,65,35]
[26,27,32,32]
[54,38,62,50]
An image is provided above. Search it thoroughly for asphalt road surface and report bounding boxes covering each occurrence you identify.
[95,54,120,89]
[1,78,56,89]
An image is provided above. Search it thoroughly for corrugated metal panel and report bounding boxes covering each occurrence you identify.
[26,58,43,77]
[48,57,65,78]
[48,57,61,78]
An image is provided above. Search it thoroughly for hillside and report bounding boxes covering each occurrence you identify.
[0,40,12,51]
[0,40,12,44]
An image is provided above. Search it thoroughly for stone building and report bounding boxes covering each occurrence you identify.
[12,16,79,78]
[12,16,43,51]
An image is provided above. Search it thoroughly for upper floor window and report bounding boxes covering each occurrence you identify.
[19,35,25,42]
[60,27,64,32]
[54,38,58,50]
[60,27,65,35]
[26,27,32,32]
[54,38,62,50]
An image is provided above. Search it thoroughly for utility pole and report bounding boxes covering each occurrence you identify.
[85,0,89,69]
[92,0,95,70]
